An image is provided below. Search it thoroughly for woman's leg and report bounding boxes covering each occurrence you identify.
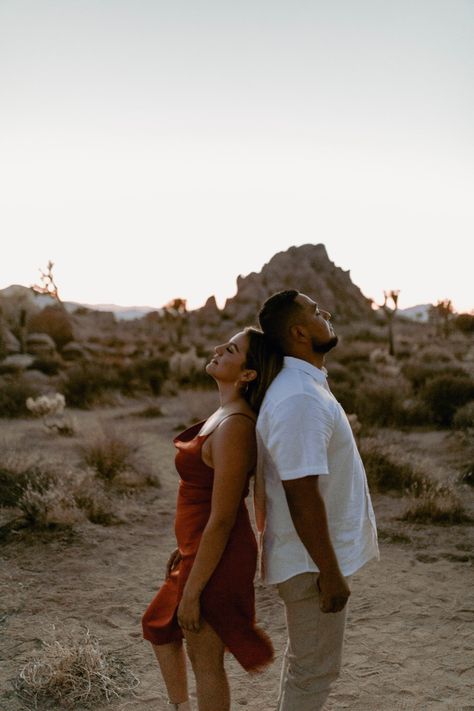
[184,621,229,711]
[151,641,189,705]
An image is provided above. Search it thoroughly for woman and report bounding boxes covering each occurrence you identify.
[142,327,282,711]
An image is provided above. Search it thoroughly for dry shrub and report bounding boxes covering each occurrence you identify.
[80,430,137,481]
[0,375,39,417]
[80,428,159,487]
[0,452,43,508]
[27,304,74,350]
[0,452,118,529]
[420,374,474,426]
[19,470,83,528]
[452,400,474,430]
[355,376,410,427]
[61,364,120,408]
[15,627,139,708]
[401,481,470,525]
[360,438,428,493]
[133,403,164,418]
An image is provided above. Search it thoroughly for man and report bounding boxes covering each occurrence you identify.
[256,290,379,711]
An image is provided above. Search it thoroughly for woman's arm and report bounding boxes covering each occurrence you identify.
[177,416,256,632]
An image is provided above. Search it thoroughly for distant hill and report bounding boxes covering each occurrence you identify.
[398,304,432,323]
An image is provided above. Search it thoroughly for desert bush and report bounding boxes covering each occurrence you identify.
[340,323,387,343]
[79,429,158,487]
[169,347,209,387]
[327,363,358,413]
[30,356,62,375]
[18,471,83,528]
[0,455,45,507]
[80,430,136,481]
[401,481,469,524]
[452,400,474,430]
[414,344,456,363]
[360,438,427,493]
[420,374,474,426]
[61,363,119,408]
[133,404,164,418]
[26,392,75,436]
[0,453,117,528]
[454,313,474,334]
[333,341,374,366]
[401,360,467,392]
[73,472,118,525]
[15,627,139,708]
[0,375,38,417]
[27,304,74,350]
[133,356,169,395]
[355,377,409,427]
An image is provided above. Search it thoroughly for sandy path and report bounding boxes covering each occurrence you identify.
[1,409,473,710]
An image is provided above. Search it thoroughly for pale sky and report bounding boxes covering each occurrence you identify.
[1,0,473,312]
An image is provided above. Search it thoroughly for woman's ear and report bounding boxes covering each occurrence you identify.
[241,369,257,383]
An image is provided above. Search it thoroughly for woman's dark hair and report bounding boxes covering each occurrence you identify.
[241,327,283,413]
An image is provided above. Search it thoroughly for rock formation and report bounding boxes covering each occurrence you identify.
[210,243,374,326]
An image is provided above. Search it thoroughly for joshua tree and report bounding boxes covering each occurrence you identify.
[381,290,399,356]
[430,299,454,338]
[163,298,188,346]
[31,261,62,304]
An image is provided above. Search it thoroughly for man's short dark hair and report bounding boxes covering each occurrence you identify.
[258,290,305,352]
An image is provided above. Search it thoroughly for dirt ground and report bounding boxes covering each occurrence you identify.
[1,394,473,711]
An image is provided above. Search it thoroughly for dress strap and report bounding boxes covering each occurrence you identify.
[200,412,256,437]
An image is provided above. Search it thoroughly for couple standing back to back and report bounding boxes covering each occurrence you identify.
[142,289,379,711]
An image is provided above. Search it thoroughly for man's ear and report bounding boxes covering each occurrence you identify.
[289,323,308,343]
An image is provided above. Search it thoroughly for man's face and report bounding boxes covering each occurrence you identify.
[294,293,338,354]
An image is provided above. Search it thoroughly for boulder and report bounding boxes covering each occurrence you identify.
[61,341,88,361]
[1,354,35,370]
[0,327,21,355]
[26,332,57,358]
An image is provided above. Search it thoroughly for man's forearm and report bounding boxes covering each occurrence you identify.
[285,483,341,575]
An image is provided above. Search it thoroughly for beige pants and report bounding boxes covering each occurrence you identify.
[277,572,350,711]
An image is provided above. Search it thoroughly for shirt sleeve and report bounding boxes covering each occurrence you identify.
[267,393,334,481]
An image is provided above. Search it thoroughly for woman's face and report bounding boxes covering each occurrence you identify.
[206,331,250,384]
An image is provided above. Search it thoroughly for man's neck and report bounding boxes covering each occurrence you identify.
[286,352,325,370]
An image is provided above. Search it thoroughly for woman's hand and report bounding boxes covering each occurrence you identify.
[177,589,201,633]
[166,548,182,578]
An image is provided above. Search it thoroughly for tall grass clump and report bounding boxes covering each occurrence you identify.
[80,430,136,481]
[80,428,159,487]
[0,452,117,530]
[401,481,470,525]
[359,438,424,493]
[15,627,139,708]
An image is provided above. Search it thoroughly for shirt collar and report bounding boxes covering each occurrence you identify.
[283,356,328,384]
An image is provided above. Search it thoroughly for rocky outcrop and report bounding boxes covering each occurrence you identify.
[221,244,374,325]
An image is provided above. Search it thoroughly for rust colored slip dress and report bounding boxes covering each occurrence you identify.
[142,416,274,672]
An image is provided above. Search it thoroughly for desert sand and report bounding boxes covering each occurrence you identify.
[1,394,473,711]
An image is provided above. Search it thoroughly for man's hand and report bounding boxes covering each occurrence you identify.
[166,548,182,578]
[317,570,351,613]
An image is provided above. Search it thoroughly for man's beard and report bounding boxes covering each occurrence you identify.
[311,334,339,354]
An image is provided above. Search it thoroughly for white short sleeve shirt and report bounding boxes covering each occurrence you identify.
[256,356,379,584]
